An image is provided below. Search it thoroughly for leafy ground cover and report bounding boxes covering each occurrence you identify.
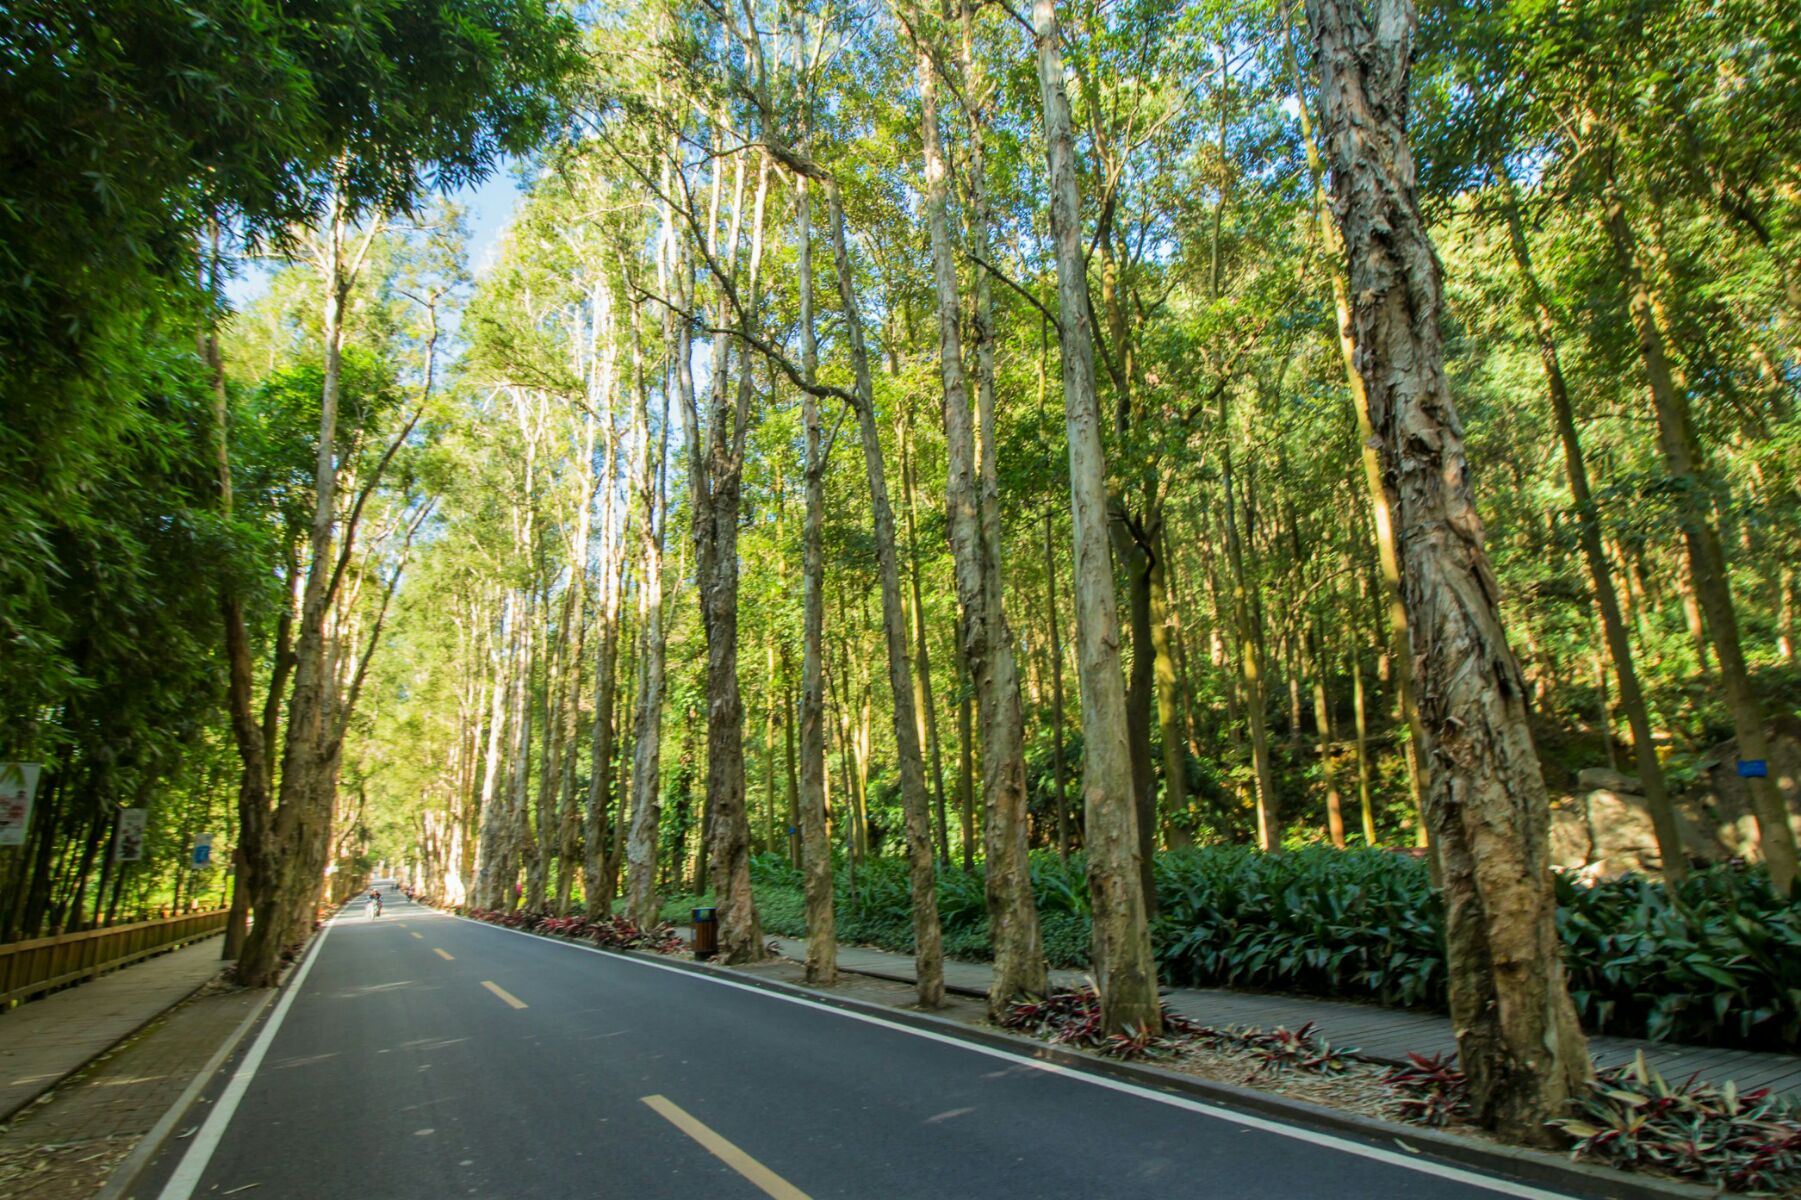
[462,907,685,954]
[1001,990,1801,1195]
[661,849,1800,1051]
[1553,1054,1801,1194]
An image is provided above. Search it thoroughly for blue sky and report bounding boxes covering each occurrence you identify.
[225,167,526,310]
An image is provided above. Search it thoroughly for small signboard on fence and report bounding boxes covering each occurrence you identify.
[115,808,148,862]
[0,763,40,846]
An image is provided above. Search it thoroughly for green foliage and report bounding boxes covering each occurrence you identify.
[1555,868,1801,1048]
[1155,852,1801,1052]
[734,850,1801,1052]
[1152,848,1446,1008]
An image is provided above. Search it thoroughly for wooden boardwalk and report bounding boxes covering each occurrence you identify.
[766,936,1801,1100]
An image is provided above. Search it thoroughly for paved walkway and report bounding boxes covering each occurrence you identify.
[0,983,265,1200]
[765,936,1801,1099]
[0,936,228,1122]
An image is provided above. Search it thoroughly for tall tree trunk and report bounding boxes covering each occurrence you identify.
[899,415,952,864]
[1309,629,1346,849]
[532,585,568,912]
[1304,0,1588,1142]
[1219,433,1280,850]
[1603,184,1796,893]
[472,611,513,909]
[1150,552,1188,848]
[957,637,976,871]
[795,171,838,985]
[584,419,627,914]
[507,609,536,911]
[1045,514,1072,861]
[827,177,944,1008]
[623,257,671,930]
[1287,23,1430,847]
[1350,641,1378,846]
[201,225,275,961]
[1094,216,1160,914]
[1495,175,1687,883]
[239,193,364,986]
[1033,0,1159,1035]
[783,670,800,867]
[556,414,600,915]
[680,148,767,963]
[916,30,1045,1012]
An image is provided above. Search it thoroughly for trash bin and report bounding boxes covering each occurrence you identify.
[691,907,718,961]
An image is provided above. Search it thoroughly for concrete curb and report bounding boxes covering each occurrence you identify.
[779,954,1444,1071]
[453,914,1716,1200]
[0,932,229,1127]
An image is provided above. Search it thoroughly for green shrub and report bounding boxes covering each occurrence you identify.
[1151,847,1444,1008]
[693,850,1801,1051]
[1555,867,1801,1048]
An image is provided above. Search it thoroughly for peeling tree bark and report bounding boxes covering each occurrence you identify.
[1286,23,1431,848]
[675,144,766,964]
[1303,0,1588,1142]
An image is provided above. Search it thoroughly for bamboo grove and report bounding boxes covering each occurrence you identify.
[2,0,1798,1146]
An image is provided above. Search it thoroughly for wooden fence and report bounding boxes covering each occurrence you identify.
[0,909,228,1006]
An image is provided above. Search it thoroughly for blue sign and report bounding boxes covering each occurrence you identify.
[191,833,214,868]
[1736,759,1769,779]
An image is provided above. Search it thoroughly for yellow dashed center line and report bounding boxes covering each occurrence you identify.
[410,932,423,940]
[433,948,455,961]
[481,980,527,1009]
[642,1094,811,1200]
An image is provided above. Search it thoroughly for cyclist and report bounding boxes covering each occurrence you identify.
[368,887,382,918]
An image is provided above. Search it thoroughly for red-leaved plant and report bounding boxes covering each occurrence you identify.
[459,907,684,954]
[1554,1053,1800,1194]
[1381,1052,1470,1126]
[999,986,1204,1059]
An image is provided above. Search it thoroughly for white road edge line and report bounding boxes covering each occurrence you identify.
[154,916,338,1200]
[445,912,1571,1200]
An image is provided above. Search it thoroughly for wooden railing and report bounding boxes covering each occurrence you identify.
[0,909,228,1006]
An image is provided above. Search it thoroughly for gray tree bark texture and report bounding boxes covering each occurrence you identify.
[916,34,1047,1015]
[677,150,766,965]
[239,200,356,986]
[1033,0,1161,1036]
[795,172,839,986]
[826,178,945,1009]
[622,257,672,929]
[1303,0,1589,1143]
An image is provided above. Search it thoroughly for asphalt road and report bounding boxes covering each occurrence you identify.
[148,894,1596,1199]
